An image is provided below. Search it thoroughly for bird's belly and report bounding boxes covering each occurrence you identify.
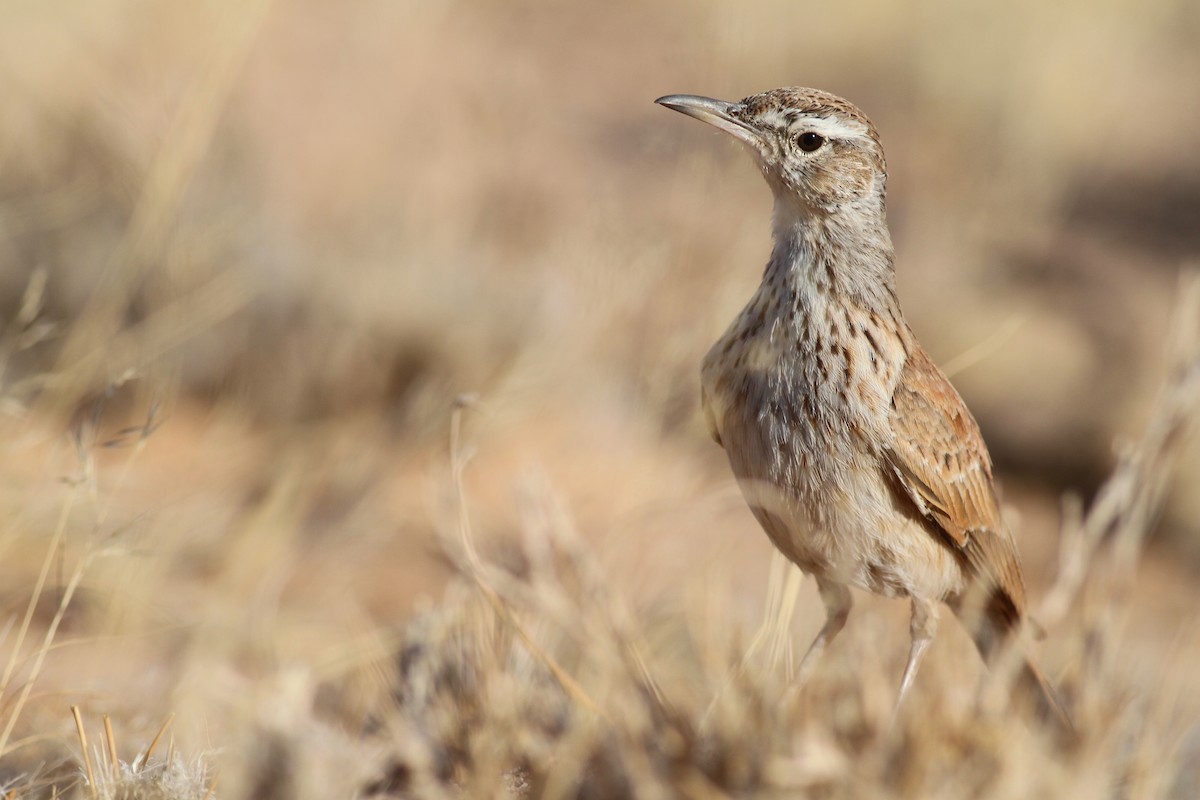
[710,376,965,603]
[809,476,966,601]
[742,458,965,601]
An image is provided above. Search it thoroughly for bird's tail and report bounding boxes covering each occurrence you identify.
[968,602,1074,732]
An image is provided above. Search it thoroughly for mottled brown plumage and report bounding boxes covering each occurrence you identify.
[886,347,1027,618]
[656,87,1067,723]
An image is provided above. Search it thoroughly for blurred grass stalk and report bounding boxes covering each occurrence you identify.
[35,0,271,420]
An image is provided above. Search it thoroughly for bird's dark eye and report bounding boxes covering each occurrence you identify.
[797,132,825,152]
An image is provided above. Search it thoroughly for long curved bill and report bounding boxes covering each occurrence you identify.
[654,94,763,148]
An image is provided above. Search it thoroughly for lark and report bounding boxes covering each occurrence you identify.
[657,87,1066,721]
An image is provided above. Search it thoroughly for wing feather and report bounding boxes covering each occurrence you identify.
[884,347,1027,619]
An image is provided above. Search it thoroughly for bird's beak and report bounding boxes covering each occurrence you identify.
[655,94,764,149]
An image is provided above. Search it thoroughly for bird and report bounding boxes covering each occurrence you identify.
[655,87,1068,723]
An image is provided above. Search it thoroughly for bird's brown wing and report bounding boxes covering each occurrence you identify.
[883,346,1027,620]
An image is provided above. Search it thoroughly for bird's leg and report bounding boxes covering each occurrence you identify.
[895,596,939,713]
[793,578,852,686]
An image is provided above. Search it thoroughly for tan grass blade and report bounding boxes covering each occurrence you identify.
[103,714,118,780]
[138,713,174,768]
[0,488,85,756]
[71,706,97,799]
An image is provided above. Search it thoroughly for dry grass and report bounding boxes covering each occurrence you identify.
[365,280,1200,798]
[0,0,1199,797]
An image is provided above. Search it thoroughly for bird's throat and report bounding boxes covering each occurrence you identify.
[767,197,898,314]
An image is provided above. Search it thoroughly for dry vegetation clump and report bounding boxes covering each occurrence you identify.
[58,710,213,800]
[356,284,1200,798]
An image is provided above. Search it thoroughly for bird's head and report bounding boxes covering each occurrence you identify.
[656,87,887,219]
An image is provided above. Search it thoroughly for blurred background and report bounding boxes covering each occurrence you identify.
[0,0,1198,791]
